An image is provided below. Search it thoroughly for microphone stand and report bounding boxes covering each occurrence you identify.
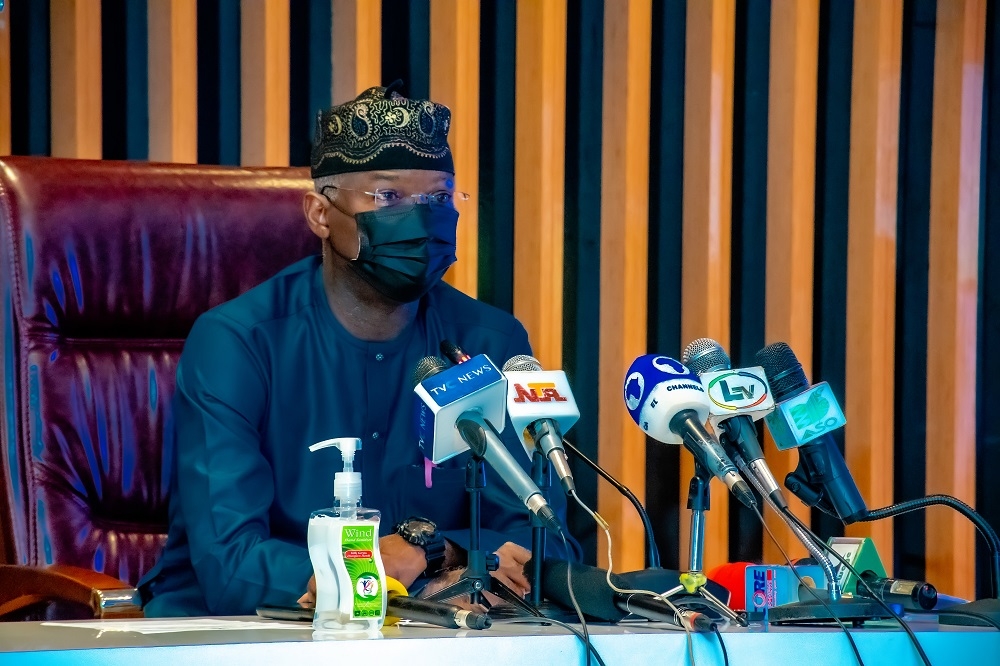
[734,453,885,624]
[529,450,549,608]
[659,461,744,626]
[424,452,542,617]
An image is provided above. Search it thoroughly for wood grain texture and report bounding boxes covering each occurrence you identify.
[597,0,651,572]
[926,0,986,601]
[513,0,566,370]
[430,0,479,297]
[844,0,903,571]
[148,0,198,163]
[0,6,9,156]
[50,0,102,159]
[680,0,735,571]
[241,0,290,166]
[762,0,818,563]
[331,0,381,105]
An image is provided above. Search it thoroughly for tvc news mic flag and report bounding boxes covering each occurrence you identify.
[413,354,507,463]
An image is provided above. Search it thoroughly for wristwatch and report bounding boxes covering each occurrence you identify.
[395,516,447,577]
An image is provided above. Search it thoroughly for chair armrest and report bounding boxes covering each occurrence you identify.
[0,564,143,619]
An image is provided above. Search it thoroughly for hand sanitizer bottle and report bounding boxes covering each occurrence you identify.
[308,437,386,637]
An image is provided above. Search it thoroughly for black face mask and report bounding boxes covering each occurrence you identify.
[347,203,458,303]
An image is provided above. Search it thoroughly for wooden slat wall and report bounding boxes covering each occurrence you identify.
[598,0,651,572]
[513,0,566,370]
[50,0,102,159]
[148,0,197,163]
[925,0,986,602]
[331,0,381,105]
[680,0,735,569]
[0,5,9,156]
[2,0,996,591]
[240,0,289,167]
[844,0,903,569]
[762,0,818,563]
[430,0,479,298]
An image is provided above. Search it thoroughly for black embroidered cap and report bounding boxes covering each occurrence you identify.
[311,81,454,178]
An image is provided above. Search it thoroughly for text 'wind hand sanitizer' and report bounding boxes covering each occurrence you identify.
[308,437,387,637]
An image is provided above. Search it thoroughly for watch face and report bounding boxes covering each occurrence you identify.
[407,520,436,538]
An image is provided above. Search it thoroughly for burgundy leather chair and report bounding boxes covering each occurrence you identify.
[0,157,316,619]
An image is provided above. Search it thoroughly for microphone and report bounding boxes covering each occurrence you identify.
[682,338,788,510]
[502,355,580,495]
[454,413,563,535]
[440,339,473,365]
[755,342,867,523]
[854,572,938,611]
[413,352,564,534]
[542,561,722,632]
[412,352,508,463]
[623,355,757,509]
[387,591,491,629]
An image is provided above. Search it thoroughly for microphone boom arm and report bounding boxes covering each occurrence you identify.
[562,439,661,569]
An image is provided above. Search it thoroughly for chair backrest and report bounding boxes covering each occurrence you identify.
[0,157,316,586]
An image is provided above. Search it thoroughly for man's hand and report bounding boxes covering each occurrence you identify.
[417,541,532,608]
[379,533,428,588]
[491,542,532,598]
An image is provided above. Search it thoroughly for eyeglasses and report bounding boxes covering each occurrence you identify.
[321,185,471,209]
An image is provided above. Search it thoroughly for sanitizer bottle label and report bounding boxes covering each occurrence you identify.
[342,525,383,619]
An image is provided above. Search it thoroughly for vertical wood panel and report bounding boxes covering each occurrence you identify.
[762,0,818,563]
[513,0,566,370]
[598,0,651,572]
[332,0,381,104]
[148,0,197,163]
[680,0,735,570]
[241,0,289,166]
[0,4,9,156]
[844,0,903,569]
[926,0,986,601]
[239,1,287,167]
[430,0,479,297]
[50,0,102,158]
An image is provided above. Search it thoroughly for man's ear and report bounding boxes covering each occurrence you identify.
[303,191,330,240]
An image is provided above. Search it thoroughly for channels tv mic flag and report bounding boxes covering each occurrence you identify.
[623,355,756,509]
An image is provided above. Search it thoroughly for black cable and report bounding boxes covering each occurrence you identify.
[781,508,932,666]
[927,609,1000,631]
[495,617,608,666]
[561,530,598,666]
[751,506,866,666]
[563,438,661,568]
[858,495,1000,599]
[711,624,730,666]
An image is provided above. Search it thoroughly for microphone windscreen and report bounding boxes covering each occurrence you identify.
[541,560,628,622]
[755,342,808,401]
[681,338,731,374]
[412,355,448,387]
[503,354,543,372]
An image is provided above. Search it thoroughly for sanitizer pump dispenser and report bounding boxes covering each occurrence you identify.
[307,437,386,636]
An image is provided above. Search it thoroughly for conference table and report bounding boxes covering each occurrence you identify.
[1,615,996,665]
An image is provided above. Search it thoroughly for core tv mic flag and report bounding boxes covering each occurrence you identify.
[756,342,867,523]
[623,355,756,509]
[503,354,580,494]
